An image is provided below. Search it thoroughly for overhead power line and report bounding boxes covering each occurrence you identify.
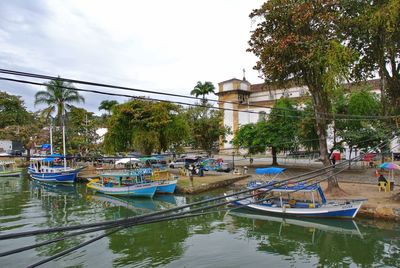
[0,68,398,121]
[0,75,395,122]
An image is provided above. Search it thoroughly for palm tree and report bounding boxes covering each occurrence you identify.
[34,78,85,125]
[99,100,119,115]
[190,81,215,105]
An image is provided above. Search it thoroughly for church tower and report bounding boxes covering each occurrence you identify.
[216,78,251,150]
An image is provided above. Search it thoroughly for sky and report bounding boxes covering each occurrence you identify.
[0,0,265,114]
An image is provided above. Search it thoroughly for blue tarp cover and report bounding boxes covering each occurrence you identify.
[43,154,63,162]
[41,144,51,150]
[255,167,286,175]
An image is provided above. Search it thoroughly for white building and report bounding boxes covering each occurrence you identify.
[216,77,383,154]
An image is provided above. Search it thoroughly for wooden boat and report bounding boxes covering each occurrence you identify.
[29,116,83,183]
[28,155,84,183]
[152,169,178,194]
[0,160,22,177]
[87,172,157,198]
[226,181,366,219]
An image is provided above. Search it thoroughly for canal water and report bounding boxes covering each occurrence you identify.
[0,174,399,268]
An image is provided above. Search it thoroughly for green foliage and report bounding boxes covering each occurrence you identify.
[233,98,299,164]
[104,100,190,155]
[342,0,400,112]
[67,107,100,155]
[186,105,227,155]
[233,123,266,154]
[190,81,215,104]
[335,88,386,151]
[98,100,119,115]
[248,0,357,167]
[34,78,85,125]
[0,91,32,128]
[298,101,319,151]
[265,98,299,153]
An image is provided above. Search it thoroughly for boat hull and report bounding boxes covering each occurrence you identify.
[29,167,83,183]
[87,181,157,198]
[0,171,22,177]
[156,179,177,194]
[227,198,364,219]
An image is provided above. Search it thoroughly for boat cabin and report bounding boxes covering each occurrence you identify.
[249,181,327,209]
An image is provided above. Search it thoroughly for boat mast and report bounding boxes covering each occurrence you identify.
[50,117,54,155]
[62,110,67,170]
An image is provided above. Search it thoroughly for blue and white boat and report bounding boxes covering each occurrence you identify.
[226,181,365,219]
[87,171,157,198]
[29,155,83,183]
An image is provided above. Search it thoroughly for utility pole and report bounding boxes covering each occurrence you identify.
[232,151,235,171]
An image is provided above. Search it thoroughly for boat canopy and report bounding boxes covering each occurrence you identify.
[139,156,160,161]
[42,154,64,162]
[31,154,64,162]
[115,158,140,165]
[255,167,286,175]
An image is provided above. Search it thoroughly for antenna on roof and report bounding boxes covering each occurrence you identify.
[242,68,246,81]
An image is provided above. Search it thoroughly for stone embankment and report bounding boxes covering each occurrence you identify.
[176,174,250,194]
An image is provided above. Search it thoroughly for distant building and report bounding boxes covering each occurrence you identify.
[216,77,381,151]
[0,140,24,155]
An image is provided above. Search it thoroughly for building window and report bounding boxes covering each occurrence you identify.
[238,94,248,104]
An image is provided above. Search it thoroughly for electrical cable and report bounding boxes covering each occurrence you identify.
[0,68,397,121]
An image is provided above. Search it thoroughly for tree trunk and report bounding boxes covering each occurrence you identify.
[26,144,31,162]
[271,147,278,166]
[310,86,339,191]
[348,147,353,169]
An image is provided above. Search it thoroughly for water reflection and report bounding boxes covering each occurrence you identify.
[225,209,400,267]
[0,174,399,267]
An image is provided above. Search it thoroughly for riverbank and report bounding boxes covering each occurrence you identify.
[232,166,400,221]
[323,181,400,221]
[176,174,250,194]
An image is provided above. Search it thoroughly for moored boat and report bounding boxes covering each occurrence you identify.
[226,181,366,219]
[29,155,84,183]
[87,172,157,198]
[0,160,22,177]
[152,169,178,194]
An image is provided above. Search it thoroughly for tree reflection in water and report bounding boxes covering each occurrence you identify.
[225,210,400,267]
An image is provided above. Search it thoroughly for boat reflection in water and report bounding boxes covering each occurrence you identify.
[227,209,363,237]
[88,194,158,213]
[30,180,78,197]
[88,193,180,214]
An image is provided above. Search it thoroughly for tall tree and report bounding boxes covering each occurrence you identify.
[248,1,356,190]
[67,107,100,156]
[335,88,387,165]
[98,100,119,115]
[0,91,32,128]
[34,78,85,125]
[104,100,189,155]
[265,98,299,165]
[342,0,400,114]
[186,105,228,155]
[190,81,215,105]
[233,98,299,165]
[298,100,319,152]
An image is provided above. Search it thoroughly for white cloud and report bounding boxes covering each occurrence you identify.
[0,0,265,113]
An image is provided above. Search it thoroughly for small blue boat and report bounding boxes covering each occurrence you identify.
[87,171,157,198]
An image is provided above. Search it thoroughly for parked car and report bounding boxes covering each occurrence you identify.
[169,157,199,169]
